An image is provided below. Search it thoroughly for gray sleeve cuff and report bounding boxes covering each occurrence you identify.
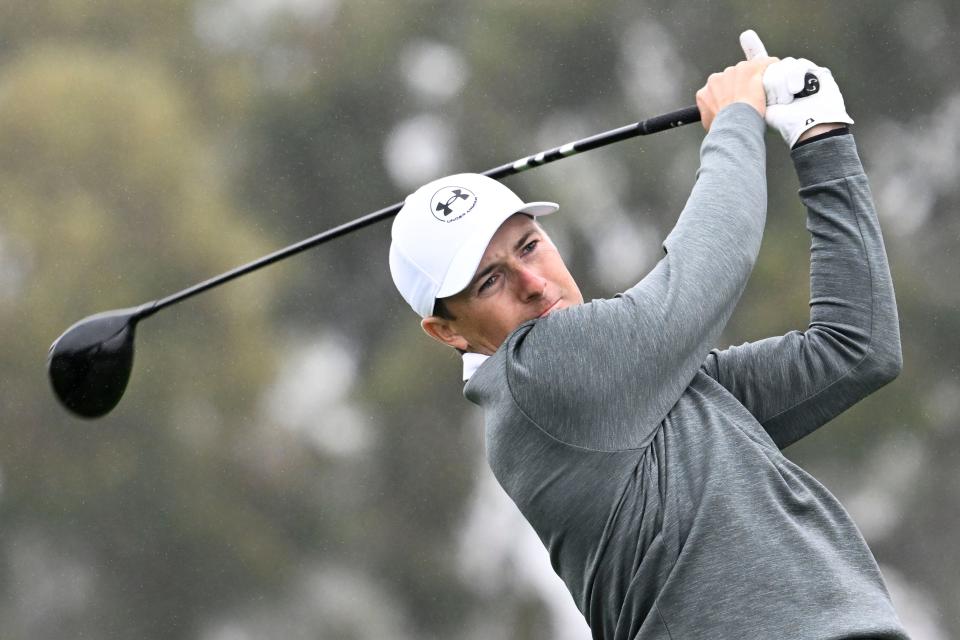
[711,102,766,137]
[791,134,864,187]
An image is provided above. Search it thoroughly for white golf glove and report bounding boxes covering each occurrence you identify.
[763,57,854,148]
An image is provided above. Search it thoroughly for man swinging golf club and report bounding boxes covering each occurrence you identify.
[389,31,906,639]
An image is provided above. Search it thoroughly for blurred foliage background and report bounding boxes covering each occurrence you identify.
[0,1,957,638]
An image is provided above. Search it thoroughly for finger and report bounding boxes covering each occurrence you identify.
[787,72,807,96]
[695,87,713,131]
[739,29,769,60]
[788,58,815,95]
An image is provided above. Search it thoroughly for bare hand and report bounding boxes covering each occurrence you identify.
[696,57,778,131]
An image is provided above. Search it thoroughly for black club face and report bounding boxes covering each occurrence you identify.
[47,308,141,419]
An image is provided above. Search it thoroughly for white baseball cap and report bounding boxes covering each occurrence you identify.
[389,173,558,317]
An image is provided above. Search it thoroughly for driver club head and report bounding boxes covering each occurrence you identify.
[47,307,144,419]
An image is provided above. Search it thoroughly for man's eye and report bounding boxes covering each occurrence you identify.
[478,274,498,293]
[522,239,538,254]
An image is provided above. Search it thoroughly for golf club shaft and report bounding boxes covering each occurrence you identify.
[141,104,702,319]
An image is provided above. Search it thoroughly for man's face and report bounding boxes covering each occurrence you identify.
[421,214,583,355]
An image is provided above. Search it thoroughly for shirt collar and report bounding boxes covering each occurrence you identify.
[462,352,490,381]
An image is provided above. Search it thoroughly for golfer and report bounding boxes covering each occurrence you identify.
[389,42,906,639]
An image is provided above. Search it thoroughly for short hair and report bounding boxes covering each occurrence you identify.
[432,297,456,320]
[432,298,465,355]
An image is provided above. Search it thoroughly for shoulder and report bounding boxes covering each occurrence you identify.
[480,311,660,451]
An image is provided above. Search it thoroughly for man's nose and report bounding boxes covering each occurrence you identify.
[515,264,547,300]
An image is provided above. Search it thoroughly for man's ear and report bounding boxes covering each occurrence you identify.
[421,316,470,351]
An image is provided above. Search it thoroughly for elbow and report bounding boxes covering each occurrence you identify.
[868,347,902,388]
[814,320,902,392]
[861,328,903,390]
[881,339,903,383]
[811,318,902,388]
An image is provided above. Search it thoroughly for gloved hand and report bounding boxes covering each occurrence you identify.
[763,57,854,147]
[739,30,854,148]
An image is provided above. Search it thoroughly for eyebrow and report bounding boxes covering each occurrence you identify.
[469,229,538,292]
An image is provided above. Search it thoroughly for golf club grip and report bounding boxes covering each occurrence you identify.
[145,105,702,316]
[638,104,702,134]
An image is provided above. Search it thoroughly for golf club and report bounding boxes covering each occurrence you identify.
[46,104,704,419]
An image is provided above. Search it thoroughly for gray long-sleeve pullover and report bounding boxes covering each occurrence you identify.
[464,104,906,639]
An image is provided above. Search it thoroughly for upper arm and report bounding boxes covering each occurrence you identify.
[703,325,900,449]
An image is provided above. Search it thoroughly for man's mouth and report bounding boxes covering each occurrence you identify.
[538,299,561,318]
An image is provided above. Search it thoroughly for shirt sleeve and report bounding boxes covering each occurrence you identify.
[701,133,902,449]
[502,103,768,451]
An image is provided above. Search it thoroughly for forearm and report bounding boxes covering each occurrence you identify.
[664,103,767,279]
[798,134,900,364]
[624,101,768,418]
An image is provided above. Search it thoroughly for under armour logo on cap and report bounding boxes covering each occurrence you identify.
[430,186,477,222]
[436,189,469,216]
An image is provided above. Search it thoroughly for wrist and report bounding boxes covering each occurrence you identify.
[792,125,850,149]
[796,123,845,144]
[792,131,863,186]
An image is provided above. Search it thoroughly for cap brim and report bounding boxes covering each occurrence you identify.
[436,201,558,299]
